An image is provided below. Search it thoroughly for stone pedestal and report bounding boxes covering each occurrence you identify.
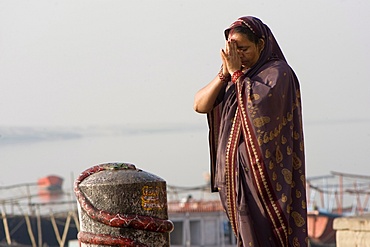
[75,163,173,247]
[334,214,370,247]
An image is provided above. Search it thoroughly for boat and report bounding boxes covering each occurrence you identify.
[307,210,338,246]
[37,175,63,191]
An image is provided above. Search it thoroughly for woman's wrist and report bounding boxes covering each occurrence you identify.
[218,69,231,84]
[231,70,244,83]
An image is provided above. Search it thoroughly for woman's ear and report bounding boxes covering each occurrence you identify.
[258,38,265,52]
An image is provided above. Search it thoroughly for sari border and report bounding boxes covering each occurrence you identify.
[235,77,289,246]
[225,107,242,237]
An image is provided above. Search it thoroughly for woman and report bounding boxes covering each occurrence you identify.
[194,16,308,247]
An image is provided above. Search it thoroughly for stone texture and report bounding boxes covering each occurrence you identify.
[334,214,370,247]
[78,165,170,247]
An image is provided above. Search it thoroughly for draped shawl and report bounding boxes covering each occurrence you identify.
[207,16,308,246]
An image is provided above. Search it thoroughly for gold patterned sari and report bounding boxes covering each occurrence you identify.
[207,16,308,247]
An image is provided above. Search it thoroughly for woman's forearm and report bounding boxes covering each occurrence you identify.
[193,75,225,114]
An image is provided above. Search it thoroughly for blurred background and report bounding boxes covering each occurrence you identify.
[0,0,369,190]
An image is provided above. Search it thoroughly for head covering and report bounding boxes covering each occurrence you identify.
[224,16,286,77]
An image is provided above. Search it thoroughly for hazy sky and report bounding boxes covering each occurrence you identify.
[1,0,370,183]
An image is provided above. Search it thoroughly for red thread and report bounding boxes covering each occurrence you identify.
[232,70,244,83]
[218,69,231,84]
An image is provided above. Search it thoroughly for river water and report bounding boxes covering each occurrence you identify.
[0,125,211,190]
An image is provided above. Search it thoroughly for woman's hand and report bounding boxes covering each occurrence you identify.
[220,40,242,75]
[193,40,243,113]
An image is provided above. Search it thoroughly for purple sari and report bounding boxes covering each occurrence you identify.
[208,17,308,246]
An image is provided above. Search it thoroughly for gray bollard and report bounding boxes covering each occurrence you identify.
[74,162,174,247]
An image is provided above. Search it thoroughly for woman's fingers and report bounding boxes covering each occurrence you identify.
[221,40,242,74]
[223,40,241,74]
[229,40,238,57]
[220,48,228,63]
[225,40,230,55]
[220,49,229,73]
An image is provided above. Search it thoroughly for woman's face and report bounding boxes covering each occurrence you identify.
[228,32,263,69]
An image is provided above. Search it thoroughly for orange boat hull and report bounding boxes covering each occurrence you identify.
[307,210,336,244]
[37,175,63,191]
